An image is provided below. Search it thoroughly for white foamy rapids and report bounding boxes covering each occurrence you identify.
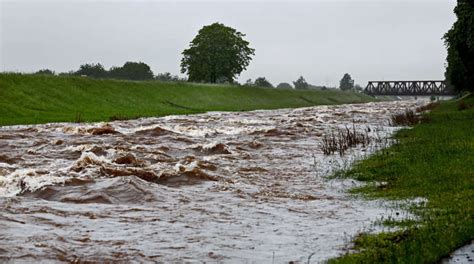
[0,169,70,197]
[70,151,112,170]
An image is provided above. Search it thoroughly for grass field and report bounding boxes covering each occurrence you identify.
[0,73,374,126]
[331,94,474,263]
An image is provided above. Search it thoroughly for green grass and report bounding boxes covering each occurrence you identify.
[330,95,474,263]
[0,73,374,126]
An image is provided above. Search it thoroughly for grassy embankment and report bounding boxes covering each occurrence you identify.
[0,73,374,126]
[331,94,474,263]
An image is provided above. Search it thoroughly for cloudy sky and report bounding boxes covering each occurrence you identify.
[1,0,456,87]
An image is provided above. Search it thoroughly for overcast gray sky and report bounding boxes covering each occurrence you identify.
[1,0,456,87]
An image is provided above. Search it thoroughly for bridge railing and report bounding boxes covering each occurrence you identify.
[364,80,456,96]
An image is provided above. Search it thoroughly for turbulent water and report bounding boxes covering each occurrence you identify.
[0,100,425,263]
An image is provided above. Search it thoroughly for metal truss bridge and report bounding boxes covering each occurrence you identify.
[364,80,456,96]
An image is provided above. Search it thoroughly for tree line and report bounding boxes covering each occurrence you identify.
[36,65,362,91]
[244,74,363,91]
[36,62,185,82]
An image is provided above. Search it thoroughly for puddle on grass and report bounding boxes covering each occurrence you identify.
[442,241,474,264]
[0,100,427,262]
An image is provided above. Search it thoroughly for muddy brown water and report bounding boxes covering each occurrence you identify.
[0,101,425,263]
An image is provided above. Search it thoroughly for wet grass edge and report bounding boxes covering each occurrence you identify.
[329,94,474,263]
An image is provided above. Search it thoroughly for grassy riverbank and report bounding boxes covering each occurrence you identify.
[331,95,474,263]
[0,73,374,126]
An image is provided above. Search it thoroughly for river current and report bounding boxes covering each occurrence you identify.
[0,100,425,263]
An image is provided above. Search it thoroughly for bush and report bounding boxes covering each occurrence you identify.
[277,82,293,89]
[254,77,273,88]
[35,69,55,75]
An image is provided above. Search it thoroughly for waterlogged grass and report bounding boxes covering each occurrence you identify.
[330,95,474,263]
[0,73,374,126]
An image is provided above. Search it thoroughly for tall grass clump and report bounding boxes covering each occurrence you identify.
[321,125,371,156]
[415,102,439,113]
[389,109,418,126]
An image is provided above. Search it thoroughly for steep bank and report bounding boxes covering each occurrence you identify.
[0,73,374,126]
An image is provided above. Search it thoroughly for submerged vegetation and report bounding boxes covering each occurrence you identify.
[320,125,371,156]
[0,73,374,126]
[389,109,418,126]
[330,94,474,263]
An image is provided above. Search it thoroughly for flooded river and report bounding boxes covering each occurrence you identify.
[0,100,425,263]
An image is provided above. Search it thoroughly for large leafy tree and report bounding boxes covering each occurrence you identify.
[444,1,474,92]
[339,73,354,91]
[181,22,255,83]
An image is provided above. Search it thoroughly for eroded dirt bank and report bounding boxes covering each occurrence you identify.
[0,100,424,262]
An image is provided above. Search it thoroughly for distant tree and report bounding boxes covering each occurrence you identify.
[109,61,154,80]
[277,82,293,89]
[108,66,122,79]
[339,73,354,91]
[155,72,173,81]
[293,76,309,89]
[444,1,474,92]
[35,69,55,75]
[354,84,363,92]
[254,77,273,88]
[58,71,74,76]
[181,22,255,83]
[75,63,107,78]
[155,72,185,82]
[230,80,241,85]
[244,79,254,86]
